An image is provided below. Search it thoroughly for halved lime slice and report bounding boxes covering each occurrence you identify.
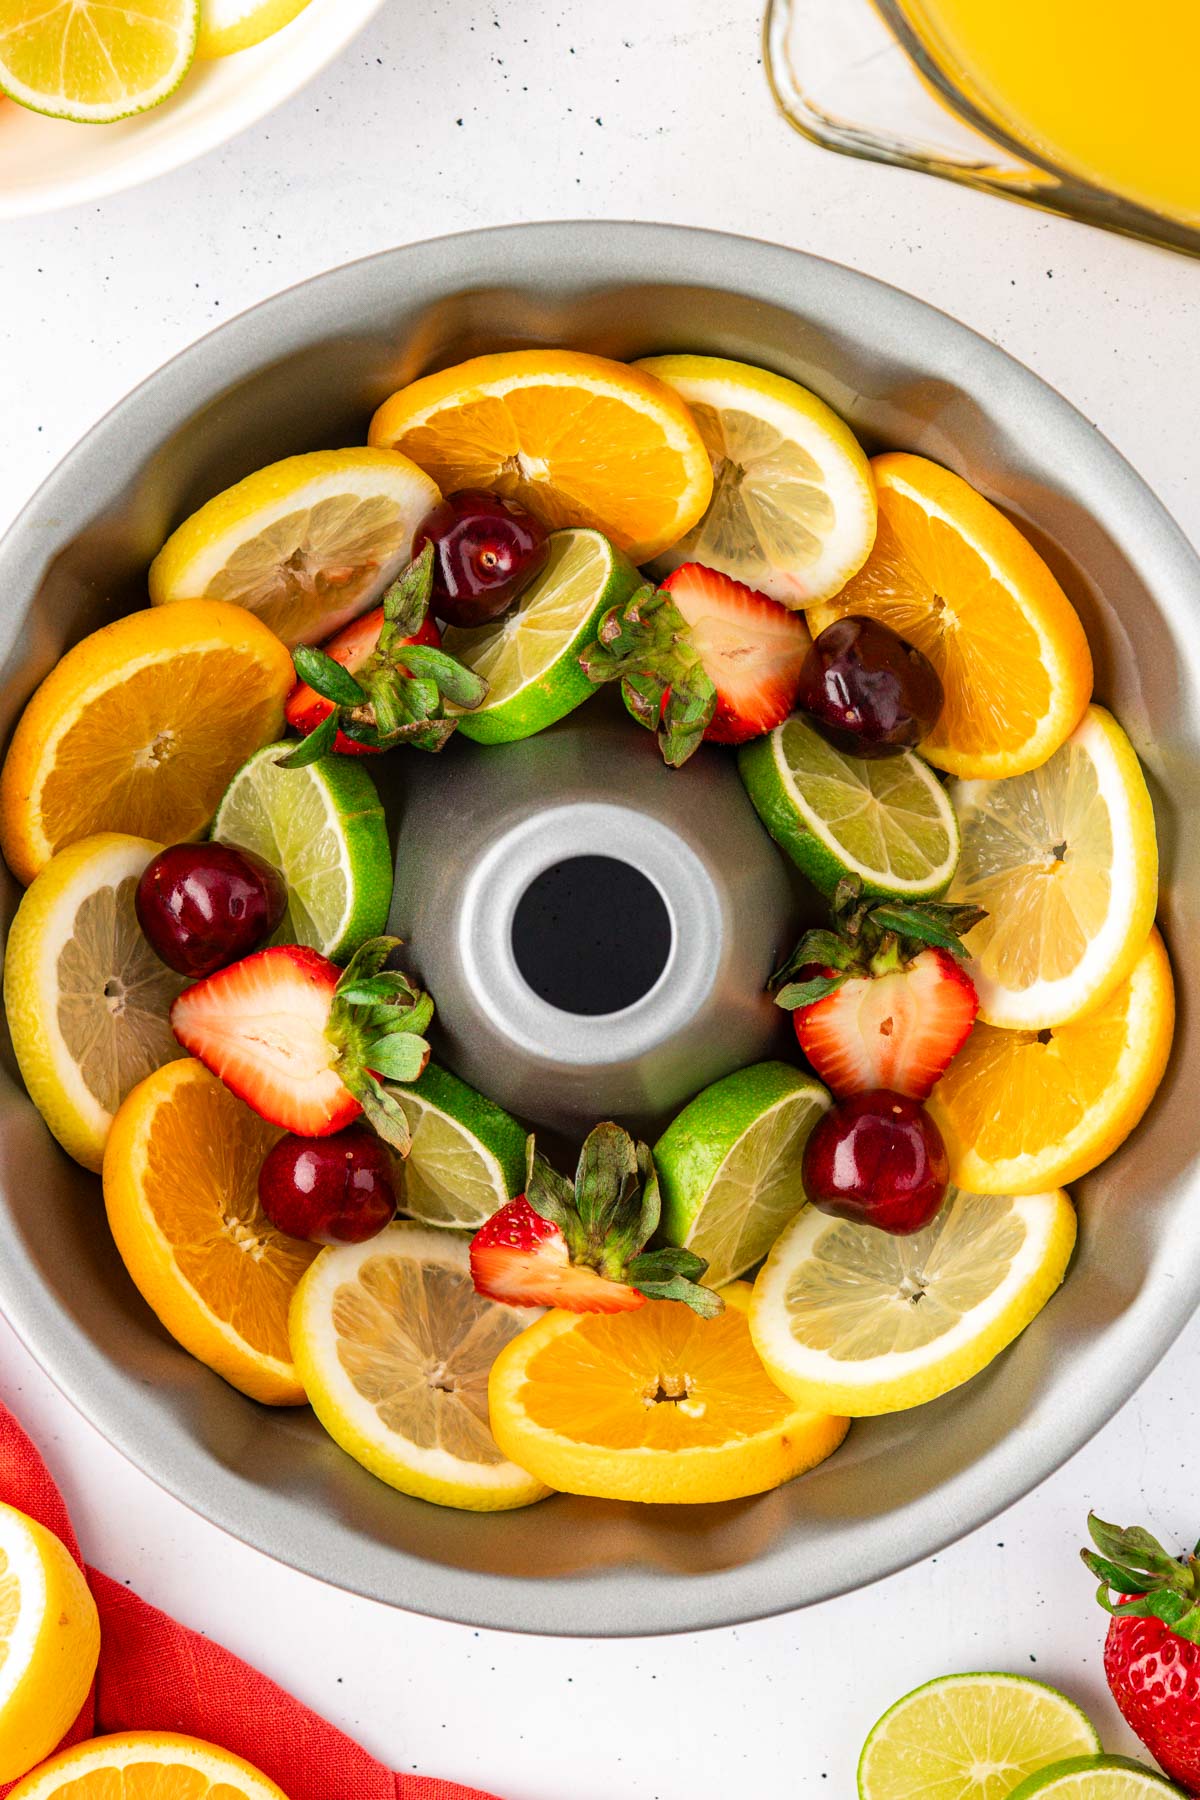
[443,527,642,743]
[211,743,391,963]
[1008,1758,1185,1799]
[858,1673,1101,1800]
[738,713,959,899]
[654,1062,830,1286]
[390,1063,526,1230]
[0,0,199,123]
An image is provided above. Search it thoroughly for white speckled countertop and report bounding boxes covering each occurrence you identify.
[1,3,1198,1794]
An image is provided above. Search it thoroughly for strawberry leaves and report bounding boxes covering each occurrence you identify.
[1083,1513,1200,1645]
[772,876,987,1010]
[579,583,717,768]
[325,936,434,1154]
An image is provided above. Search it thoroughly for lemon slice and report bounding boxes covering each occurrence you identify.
[0,0,198,123]
[1007,1757,1185,1799]
[389,1063,526,1230]
[6,1733,290,1800]
[3,834,187,1172]
[948,704,1159,1028]
[198,0,311,57]
[750,1187,1076,1416]
[290,1222,551,1511]
[0,1503,100,1787]
[149,448,441,649]
[635,354,877,607]
[858,1673,1101,1800]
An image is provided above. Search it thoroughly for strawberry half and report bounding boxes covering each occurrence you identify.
[282,544,488,765]
[469,1123,723,1316]
[170,936,433,1152]
[772,878,986,1101]
[579,563,810,766]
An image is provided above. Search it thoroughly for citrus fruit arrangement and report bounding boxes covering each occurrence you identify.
[0,345,1173,1521]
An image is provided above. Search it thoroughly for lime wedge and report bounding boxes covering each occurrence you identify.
[211,743,391,963]
[654,1062,830,1286]
[0,0,199,123]
[443,527,642,743]
[389,1063,526,1230]
[1008,1758,1185,1799]
[858,1674,1101,1800]
[738,713,959,900]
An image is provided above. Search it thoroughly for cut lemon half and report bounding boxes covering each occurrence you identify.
[858,1673,1101,1800]
[636,353,877,606]
[290,1222,551,1511]
[0,1503,100,1787]
[198,0,311,57]
[103,1059,317,1406]
[488,1284,849,1504]
[948,705,1159,1028]
[369,350,712,563]
[0,0,198,124]
[3,834,187,1172]
[149,447,440,648]
[6,1732,289,1800]
[389,1063,526,1230]
[808,453,1093,779]
[750,1187,1076,1417]
[930,928,1174,1195]
[0,600,293,888]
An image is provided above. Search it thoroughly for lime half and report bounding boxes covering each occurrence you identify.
[0,0,199,123]
[738,713,959,900]
[858,1673,1101,1800]
[211,743,391,963]
[1008,1758,1185,1799]
[443,527,642,743]
[655,1062,830,1286]
[390,1063,526,1230]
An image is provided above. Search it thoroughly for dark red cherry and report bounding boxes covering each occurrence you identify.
[797,616,943,757]
[136,842,287,978]
[258,1125,397,1245]
[801,1088,949,1235]
[415,489,550,627]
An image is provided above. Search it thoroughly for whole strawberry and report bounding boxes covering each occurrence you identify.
[770,876,986,1100]
[1083,1512,1200,1792]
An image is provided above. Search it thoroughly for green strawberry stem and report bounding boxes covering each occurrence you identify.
[579,583,718,767]
[325,936,434,1155]
[1082,1512,1200,1644]
[771,875,987,1010]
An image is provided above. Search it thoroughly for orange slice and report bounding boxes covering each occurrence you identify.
[929,928,1174,1194]
[368,350,713,563]
[102,1059,318,1405]
[807,452,1093,779]
[5,1732,289,1800]
[487,1283,849,1503]
[0,601,294,887]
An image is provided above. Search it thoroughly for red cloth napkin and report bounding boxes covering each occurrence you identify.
[0,1400,499,1800]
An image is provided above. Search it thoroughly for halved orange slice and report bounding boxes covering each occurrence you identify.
[6,1732,289,1800]
[368,350,713,563]
[808,453,1093,780]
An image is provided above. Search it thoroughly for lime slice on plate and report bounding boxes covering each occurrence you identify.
[738,713,959,899]
[389,1063,526,1230]
[858,1673,1101,1800]
[1008,1757,1186,1799]
[198,0,311,57]
[635,353,876,607]
[0,0,199,123]
[211,743,391,963]
[751,1187,1076,1416]
[654,1062,830,1286]
[443,527,642,743]
[289,1222,551,1511]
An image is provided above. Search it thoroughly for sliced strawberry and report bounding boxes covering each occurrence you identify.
[285,607,442,755]
[796,948,978,1101]
[169,937,434,1150]
[470,1198,645,1313]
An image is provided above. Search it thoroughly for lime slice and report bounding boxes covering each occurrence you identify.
[654,1062,830,1286]
[198,0,311,57]
[289,1222,551,1511]
[751,1187,1077,1417]
[211,743,391,963]
[635,354,876,607]
[0,0,198,123]
[738,713,959,899]
[1008,1757,1185,1799]
[389,1063,526,1230]
[858,1674,1101,1800]
[443,527,642,743]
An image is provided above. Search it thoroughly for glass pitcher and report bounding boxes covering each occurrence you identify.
[765,0,1200,257]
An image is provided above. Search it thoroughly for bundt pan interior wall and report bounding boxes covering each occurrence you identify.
[0,223,1197,1637]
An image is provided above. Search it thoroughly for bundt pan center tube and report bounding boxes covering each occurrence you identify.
[0,223,1196,1636]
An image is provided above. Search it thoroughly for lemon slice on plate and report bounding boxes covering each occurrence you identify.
[290,1222,551,1510]
[948,705,1159,1028]
[635,354,877,607]
[0,1503,100,1787]
[149,447,440,648]
[198,0,311,57]
[0,0,198,123]
[750,1187,1076,1416]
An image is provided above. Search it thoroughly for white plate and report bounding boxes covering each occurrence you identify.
[0,0,387,219]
